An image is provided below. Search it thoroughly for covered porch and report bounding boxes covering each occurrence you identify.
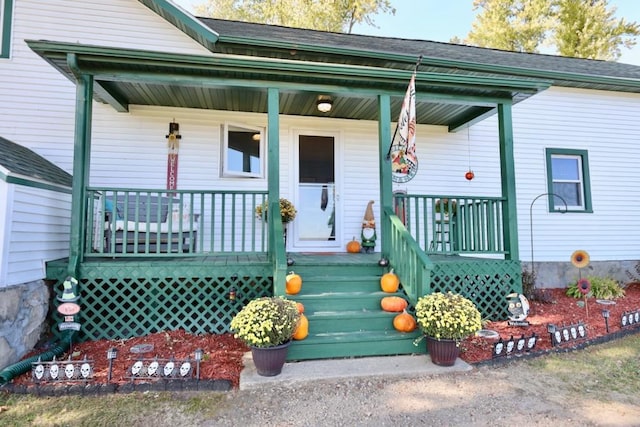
[29,24,546,355]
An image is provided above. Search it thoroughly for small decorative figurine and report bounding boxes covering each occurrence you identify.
[361,200,376,253]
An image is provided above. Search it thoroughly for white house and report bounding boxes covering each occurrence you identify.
[0,0,638,367]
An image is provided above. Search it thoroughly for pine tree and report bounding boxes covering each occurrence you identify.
[466,0,552,53]
[465,0,639,61]
[553,0,639,61]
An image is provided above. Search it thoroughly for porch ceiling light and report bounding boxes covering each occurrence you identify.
[316,98,333,113]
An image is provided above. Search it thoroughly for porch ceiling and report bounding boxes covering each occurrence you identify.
[28,40,551,131]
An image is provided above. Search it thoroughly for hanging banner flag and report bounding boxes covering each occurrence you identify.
[388,56,421,183]
[166,121,181,192]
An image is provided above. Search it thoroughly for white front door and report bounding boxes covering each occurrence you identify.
[291,133,341,251]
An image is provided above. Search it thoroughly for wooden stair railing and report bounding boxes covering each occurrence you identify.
[384,207,434,305]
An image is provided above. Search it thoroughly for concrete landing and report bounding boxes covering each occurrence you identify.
[239,352,473,390]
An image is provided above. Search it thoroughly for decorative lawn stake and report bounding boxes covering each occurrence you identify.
[547,322,587,347]
[577,278,592,318]
[492,333,537,358]
[571,250,591,318]
[506,293,530,326]
[57,276,81,355]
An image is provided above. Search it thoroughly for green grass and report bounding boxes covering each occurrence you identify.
[0,391,227,427]
[1,334,639,426]
[527,333,640,398]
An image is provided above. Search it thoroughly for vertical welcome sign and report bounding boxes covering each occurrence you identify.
[166,121,181,192]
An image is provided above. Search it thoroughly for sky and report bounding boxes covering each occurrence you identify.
[173,0,640,66]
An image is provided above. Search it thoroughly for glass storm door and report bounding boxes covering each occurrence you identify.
[292,134,340,250]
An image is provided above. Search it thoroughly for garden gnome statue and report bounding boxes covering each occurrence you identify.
[361,200,376,253]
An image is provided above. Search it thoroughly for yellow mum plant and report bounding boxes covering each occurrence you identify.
[415,292,482,341]
[230,296,300,348]
[255,198,297,223]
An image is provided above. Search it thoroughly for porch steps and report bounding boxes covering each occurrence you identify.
[285,259,424,361]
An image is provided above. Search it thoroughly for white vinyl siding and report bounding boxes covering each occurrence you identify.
[0,0,14,58]
[1,184,71,288]
[0,0,212,174]
[513,87,640,262]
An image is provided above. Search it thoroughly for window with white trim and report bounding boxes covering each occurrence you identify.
[1,0,14,59]
[221,123,264,178]
[545,148,592,212]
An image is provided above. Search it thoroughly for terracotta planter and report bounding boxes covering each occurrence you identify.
[250,341,291,376]
[425,336,459,366]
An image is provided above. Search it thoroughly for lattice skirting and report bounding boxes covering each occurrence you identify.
[47,263,272,341]
[429,259,522,320]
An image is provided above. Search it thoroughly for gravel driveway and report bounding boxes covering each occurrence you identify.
[205,356,640,426]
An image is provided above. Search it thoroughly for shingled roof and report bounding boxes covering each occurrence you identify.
[199,18,640,93]
[0,137,72,190]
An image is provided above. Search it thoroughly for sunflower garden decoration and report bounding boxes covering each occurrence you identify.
[571,250,591,317]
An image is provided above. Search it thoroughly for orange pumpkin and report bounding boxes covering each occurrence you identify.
[393,310,417,332]
[380,269,399,293]
[346,237,361,253]
[293,313,309,340]
[296,302,305,313]
[380,296,408,312]
[286,271,302,295]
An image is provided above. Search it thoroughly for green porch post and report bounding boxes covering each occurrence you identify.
[498,102,519,261]
[68,73,93,276]
[378,94,392,257]
[267,87,280,214]
[267,87,287,295]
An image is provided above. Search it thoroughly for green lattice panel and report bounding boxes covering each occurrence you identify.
[48,262,272,342]
[430,259,521,320]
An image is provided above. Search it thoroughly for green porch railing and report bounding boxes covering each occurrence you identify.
[384,207,434,305]
[393,193,507,256]
[85,188,268,257]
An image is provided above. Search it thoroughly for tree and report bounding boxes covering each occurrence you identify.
[465,0,639,60]
[553,0,640,61]
[194,0,395,33]
[466,0,552,53]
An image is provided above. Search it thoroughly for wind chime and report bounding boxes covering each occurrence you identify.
[166,121,181,192]
[465,127,474,181]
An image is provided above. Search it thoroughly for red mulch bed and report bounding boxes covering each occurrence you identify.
[8,283,640,389]
[461,283,640,363]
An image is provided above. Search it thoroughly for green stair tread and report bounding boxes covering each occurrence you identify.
[287,331,425,360]
[299,274,382,282]
[283,259,418,360]
[294,291,403,299]
[308,309,395,318]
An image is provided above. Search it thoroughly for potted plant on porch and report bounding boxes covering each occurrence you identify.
[230,296,300,376]
[414,292,482,366]
[255,198,297,245]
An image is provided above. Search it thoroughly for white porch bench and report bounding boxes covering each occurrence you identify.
[101,195,199,254]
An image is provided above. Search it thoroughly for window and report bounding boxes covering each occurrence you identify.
[1,0,14,59]
[545,148,592,212]
[221,124,264,178]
